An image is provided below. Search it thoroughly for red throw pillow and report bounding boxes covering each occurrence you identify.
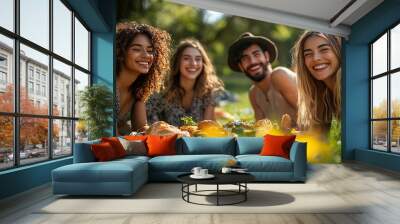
[260,134,296,159]
[91,142,117,161]
[101,137,126,158]
[146,134,177,157]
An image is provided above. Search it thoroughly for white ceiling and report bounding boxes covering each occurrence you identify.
[168,0,384,38]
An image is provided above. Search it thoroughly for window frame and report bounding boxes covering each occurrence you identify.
[0,0,92,171]
[370,20,400,154]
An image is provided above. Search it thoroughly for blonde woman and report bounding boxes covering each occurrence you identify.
[292,31,341,132]
[116,22,171,135]
[147,39,224,126]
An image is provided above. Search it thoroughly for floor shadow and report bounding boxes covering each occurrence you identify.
[203,190,295,207]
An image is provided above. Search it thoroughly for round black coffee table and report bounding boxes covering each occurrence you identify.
[177,173,255,206]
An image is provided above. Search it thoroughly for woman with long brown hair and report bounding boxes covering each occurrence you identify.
[147,38,224,126]
[292,31,341,133]
[116,22,171,135]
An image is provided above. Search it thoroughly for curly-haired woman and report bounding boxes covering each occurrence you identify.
[292,31,341,133]
[116,22,171,135]
[147,39,224,126]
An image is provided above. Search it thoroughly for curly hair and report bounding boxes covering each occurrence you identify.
[116,21,171,101]
[292,31,341,131]
[164,38,224,103]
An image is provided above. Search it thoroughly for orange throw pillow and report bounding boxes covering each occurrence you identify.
[124,135,148,141]
[91,142,117,161]
[146,134,177,157]
[260,134,296,159]
[101,137,126,158]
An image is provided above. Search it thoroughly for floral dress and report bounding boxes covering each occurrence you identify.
[146,91,220,127]
[115,86,134,136]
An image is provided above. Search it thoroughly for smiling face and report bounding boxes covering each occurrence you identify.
[303,35,339,82]
[179,47,203,81]
[238,44,269,82]
[124,34,154,75]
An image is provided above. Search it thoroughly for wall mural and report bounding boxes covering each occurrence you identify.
[115,0,342,163]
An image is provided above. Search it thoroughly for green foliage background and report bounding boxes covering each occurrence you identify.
[118,0,304,118]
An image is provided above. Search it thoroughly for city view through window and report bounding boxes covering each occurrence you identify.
[371,23,400,153]
[0,0,91,170]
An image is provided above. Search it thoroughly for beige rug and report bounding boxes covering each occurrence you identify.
[38,183,361,214]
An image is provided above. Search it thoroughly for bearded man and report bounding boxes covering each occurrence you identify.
[228,32,298,126]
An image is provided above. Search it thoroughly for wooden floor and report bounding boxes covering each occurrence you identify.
[1,162,400,224]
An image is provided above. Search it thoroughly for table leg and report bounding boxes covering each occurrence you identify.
[245,183,247,201]
[217,184,219,206]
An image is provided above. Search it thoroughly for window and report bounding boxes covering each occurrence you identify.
[35,70,41,81]
[36,83,40,95]
[371,23,400,154]
[28,81,34,94]
[0,71,6,84]
[0,54,7,67]
[28,67,34,80]
[0,0,91,170]
[0,54,7,87]
[42,85,46,97]
[41,73,46,83]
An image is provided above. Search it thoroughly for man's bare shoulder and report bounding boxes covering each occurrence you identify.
[248,85,258,100]
[271,66,296,84]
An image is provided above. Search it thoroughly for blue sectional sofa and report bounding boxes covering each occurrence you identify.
[52,137,307,196]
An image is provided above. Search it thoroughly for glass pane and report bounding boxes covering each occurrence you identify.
[74,17,89,70]
[20,0,49,49]
[0,34,14,112]
[20,117,49,165]
[391,120,400,153]
[372,33,387,76]
[391,24,400,70]
[0,116,14,170]
[392,72,400,118]
[20,44,49,115]
[74,69,89,118]
[0,0,14,31]
[75,120,88,143]
[53,0,72,60]
[53,119,72,158]
[372,121,388,151]
[53,59,72,116]
[372,77,387,119]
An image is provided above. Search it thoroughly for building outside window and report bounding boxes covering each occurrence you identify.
[0,0,91,170]
[371,23,400,154]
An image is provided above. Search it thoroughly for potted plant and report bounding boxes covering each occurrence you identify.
[79,84,113,140]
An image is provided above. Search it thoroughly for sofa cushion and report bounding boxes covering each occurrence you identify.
[260,134,296,159]
[74,140,101,163]
[119,138,147,156]
[236,155,293,172]
[91,142,118,161]
[101,137,127,158]
[148,154,235,172]
[53,158,147,183]
[178,137,236,155]
[147,134,177,157]
[123,135,148,141]
[236,137,263,155]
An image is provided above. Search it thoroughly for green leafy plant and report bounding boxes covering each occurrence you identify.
[79,84,113,140]
[180,116,197,126]
[328,119,341,163]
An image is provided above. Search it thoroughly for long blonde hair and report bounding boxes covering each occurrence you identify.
[164,39,224,103]
[292,31,341,130]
